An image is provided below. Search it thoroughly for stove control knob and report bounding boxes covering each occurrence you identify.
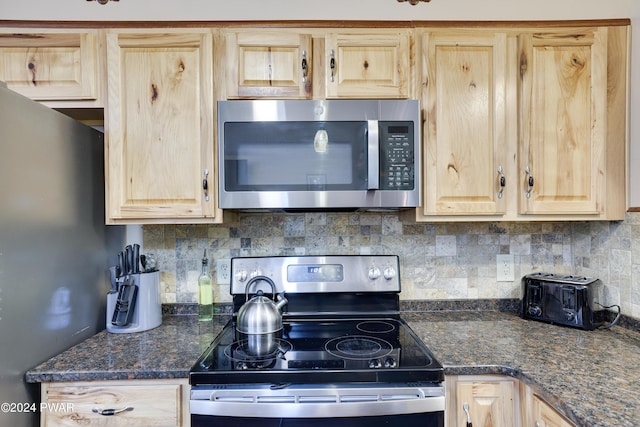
[565,311,576,321]
[384,357,397,368]
[368,267,381,280]
[383,267,397,280]
[368,359,382,369]
[528,306,542,317]
[236,270,248,282]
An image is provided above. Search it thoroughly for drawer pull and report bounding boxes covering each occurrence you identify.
[463,402,473,427]
[92,406,134,416]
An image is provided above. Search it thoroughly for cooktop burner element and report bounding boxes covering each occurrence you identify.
[357,320,397,334]
[325,335,393,360]
[224,339,293,363]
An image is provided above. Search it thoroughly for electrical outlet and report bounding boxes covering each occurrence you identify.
[496,254,515,282]
[216,259,231,285]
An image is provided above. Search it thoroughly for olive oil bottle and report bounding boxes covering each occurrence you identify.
[198,249,213,321]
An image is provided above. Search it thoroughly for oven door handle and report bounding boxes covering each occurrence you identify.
[190,394,444,418]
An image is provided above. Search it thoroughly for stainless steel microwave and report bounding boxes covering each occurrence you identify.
[217,99,421,210]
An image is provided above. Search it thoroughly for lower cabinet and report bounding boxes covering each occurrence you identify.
[446,375,576,427]
[40,379,190,427]
[446,375,518,427]
[522,385,575,427]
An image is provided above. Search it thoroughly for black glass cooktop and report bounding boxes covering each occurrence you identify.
[190,317,444,386]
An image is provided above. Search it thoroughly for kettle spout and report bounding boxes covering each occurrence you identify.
[275,292,288,311]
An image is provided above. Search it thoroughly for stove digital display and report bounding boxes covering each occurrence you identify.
[288,264,344,282]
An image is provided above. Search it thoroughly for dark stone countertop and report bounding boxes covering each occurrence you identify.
[403,311,640,427]
[25,315,230,383]
[26,311,640,426]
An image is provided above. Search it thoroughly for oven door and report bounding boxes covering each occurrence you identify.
[191,384,444,427]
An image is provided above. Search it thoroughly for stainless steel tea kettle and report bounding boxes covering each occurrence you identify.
[236,276,288,336]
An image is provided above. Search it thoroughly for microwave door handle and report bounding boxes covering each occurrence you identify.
[367,120,379,190]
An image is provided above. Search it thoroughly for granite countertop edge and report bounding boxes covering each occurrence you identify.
[26,370,190,383]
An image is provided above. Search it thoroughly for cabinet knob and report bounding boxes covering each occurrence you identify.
[203,169,209,202]
[301,50,308,83]
[497,166,506,199]
[524,166,535,199]
[329,49,336,83]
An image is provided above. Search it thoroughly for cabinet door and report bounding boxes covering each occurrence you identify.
[532,395,575,427]
[325,31,410,98]
[0,29,99,103]
[105,30,216,223]
[42,380,188,427]
[422,31,509,216]
[518,27,607,215]
[452,377,517,427]
[225,31,312,98]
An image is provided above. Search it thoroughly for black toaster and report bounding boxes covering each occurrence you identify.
[521,272,603,330]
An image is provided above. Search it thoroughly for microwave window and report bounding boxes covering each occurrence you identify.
[223,121,368,191]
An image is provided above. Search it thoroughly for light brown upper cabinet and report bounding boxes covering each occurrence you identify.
[421,30,510,216]
[224,30,312,99]
[519,27,609,216]
[325,31,411,99]
[416,25,628,222]
[223,29,411,100]
[105,29,220,224]
[0,29,102,107]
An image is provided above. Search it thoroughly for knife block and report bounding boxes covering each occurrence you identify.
[107,271,162,333]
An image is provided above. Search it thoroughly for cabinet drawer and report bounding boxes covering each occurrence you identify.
[42,383,183,427]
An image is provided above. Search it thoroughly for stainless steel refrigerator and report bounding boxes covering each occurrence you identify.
[0,82,124,427]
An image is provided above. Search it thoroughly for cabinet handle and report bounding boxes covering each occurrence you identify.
[329,49,336,82]
[524,166,534,199]
[497,166,506,199]
[203,169,209,202]
[463,402,473,427]
[301,50,308,83]
[92,406,133,416]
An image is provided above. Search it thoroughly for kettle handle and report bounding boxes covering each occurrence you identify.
[245,275,276,302]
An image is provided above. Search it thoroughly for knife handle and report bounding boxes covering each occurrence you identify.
[116,252,125,278]
[124,245,133,275]
[132,244,140,273]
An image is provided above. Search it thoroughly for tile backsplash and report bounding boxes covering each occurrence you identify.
[142,211,640,318]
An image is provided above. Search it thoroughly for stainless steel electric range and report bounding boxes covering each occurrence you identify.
[190,255,445,427]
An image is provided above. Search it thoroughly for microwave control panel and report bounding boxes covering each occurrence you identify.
[379,121,415,190]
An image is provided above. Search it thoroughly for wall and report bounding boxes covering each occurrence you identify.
[0,0,632,22]
[143,211,640,318]
[3,1,636,315]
